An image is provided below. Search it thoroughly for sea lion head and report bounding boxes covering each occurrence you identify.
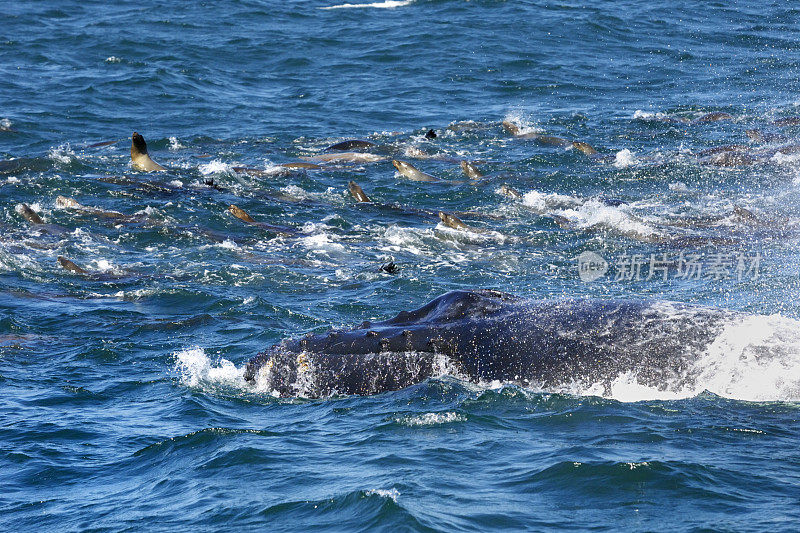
[438,211,466,230]
[131,132,148,155]
[501,121,521,136]
[392,159,413,173]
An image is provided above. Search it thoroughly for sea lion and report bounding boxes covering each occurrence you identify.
[57,256,88,274]
[460,161,483,180]
[425,129,437,139]
[131,132,167,172]
[745,130,786,143]
[502,121,567,144]
[325,140,376,151]
[773,117,800,127]
[229,204,256,224]
[228,204,298,235]
[392,160,438,182]
[281,162,322,169]
[572,141,598,156]
[56,196,127,219]
[204,178,226,192]
[502,121,522,136]
[732,205,758,223]
[534,135,571,147]
[16,203,43,224]
[702,151,756,167]
[348,181,371,203]
[498,184,523,200]
[302,152,385,164]
[697,145,750,157]
[693,112,733,123]
[438,211,488,234]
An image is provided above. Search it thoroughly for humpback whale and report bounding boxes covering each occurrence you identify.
[325,139,376,151]
[244,289,741,398]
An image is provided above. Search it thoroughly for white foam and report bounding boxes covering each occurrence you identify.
[397,412,465,426]
[435,223,506,244]
[365,488,400,502]
[48,144,75,164]
[522,189,581,213]
[321,0,413,9]
[0,118,12,129]
[297,232,347,257]
[553,199,658,238]
[105,56,121,63]
[6,177,19,184]
[379,225,428,256]
[94,259,114,272]
[174,346,245,389]
[502,111,543,136]
[691,314,800,401]
[632,110,667,120]
[168,136,184,151]
[563,313,800,402]
[772,151,800,165]
[669,181,690,192]
[613,148,638,168]
[198,160,236,176]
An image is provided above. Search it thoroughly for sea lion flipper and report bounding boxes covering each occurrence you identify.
[348,181,371,203]
[16,203,43,225]
[57,256,88,274]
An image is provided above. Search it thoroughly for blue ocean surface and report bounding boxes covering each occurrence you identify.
[3,0,800,530]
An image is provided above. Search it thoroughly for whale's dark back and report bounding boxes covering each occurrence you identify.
[245,291,736,397]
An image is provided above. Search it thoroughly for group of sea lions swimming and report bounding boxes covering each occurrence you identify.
[10,110,800,275]
[6,114,799,396]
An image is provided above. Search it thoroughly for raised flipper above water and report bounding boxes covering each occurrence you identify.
[16,203,43,225]
[348,181,371,203]
[131,132,167,172]
[57,256,88,274]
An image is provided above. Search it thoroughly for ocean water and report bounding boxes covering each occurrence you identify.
[3,0,800,530]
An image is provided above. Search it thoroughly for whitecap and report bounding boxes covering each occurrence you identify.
[321,0,413,9]
[613,148,638,168]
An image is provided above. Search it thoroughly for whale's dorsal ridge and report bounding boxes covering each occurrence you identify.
[379,289,518,326]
